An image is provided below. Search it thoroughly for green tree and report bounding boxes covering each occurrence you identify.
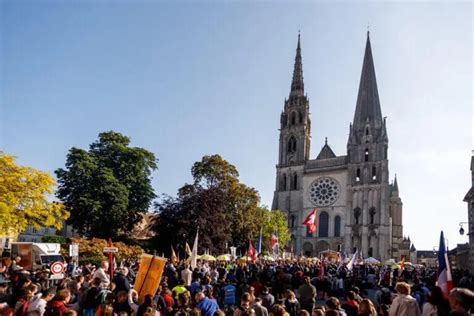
[260,207,290,252]
[152,154,290,255]
[55,131,157,239]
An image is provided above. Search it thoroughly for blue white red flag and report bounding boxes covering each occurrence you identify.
[436,231,453,298]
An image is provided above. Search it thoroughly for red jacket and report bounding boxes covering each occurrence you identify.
[44,300,69,316]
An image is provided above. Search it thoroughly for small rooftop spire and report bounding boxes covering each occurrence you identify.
[393,174,399,192]
[325,137,328,145]
[290,32,304,97]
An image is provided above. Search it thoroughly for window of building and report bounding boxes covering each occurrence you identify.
[291,112,296,125]
[334,215,341,237]
[368,247,373,257]
[354,208,361,225]
[356,168,361,182]
[290,215,296,228]
[369,207,376,224]
[319,212,329,237]
[365,148,369,162]
[299,112,303,124]
[288,137,297,153]
[372,166,377,180]
[292,173,298,190]
[366,127,370,135]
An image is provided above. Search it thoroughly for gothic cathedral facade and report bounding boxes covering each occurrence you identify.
[272,33,403,261]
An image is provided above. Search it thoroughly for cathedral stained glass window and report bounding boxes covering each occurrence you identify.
[309,177,340,206]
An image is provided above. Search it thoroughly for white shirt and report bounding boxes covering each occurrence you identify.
[181,268,192,286]
[93,267,110,288]
[27,294,47,316]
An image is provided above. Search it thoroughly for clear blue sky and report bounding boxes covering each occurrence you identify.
[1,1,472,250]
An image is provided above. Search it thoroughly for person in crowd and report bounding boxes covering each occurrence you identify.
[174,292,193,316]
[95,292,115,316]
[181,265,193,287]
[283,290,299,316]
[268,304,288,316]
[259,287,274,310]
[447,288,473,316]
[388,282,421,316]
[112,268,130,294]
[136,294,160,316]
[252,297,268,316]
[297,277,316,314]
[195,291,219,316]
[421,286,450,316]
[341,291,359,316]
[325,297,346,316]
[172,280,189,299]
[112,291,132,315]
[92,262,110,289]
[358,299,377,316]
[83,278,106,316]
[44,289,71,316]
[224,280,237,307]
[233,293,252,316]
[27,288,56,316]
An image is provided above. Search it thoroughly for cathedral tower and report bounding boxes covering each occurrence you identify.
[346,32,392,259]
[272,34,311,216]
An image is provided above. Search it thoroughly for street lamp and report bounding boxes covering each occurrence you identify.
[459,222,469,235]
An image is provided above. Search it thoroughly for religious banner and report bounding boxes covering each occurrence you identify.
[134,254,166,303]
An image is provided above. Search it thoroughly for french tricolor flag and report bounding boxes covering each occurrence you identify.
[436,231,453,298]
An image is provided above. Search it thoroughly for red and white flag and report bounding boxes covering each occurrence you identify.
[436,231,453,298]
[271,233,279,254]
[248,240,256,261]
[303,208,317,233]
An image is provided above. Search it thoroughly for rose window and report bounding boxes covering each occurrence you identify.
[309,177,340,206]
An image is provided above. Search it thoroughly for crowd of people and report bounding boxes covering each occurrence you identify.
[0,256,473,316]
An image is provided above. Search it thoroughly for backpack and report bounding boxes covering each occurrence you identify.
[84,287,106,310]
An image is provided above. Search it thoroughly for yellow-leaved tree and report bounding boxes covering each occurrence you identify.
[0,153,69,235]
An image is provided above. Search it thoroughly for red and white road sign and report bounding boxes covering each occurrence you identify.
[50,261,65,274]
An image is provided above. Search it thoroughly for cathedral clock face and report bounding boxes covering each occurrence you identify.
[309,177,340,206]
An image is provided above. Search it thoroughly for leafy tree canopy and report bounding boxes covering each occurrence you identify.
[0,153,69,236]
[152,154,289,256]
[55,131,157,239]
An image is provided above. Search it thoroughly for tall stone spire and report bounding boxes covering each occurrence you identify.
[290,33,304,97]
[352,31,383,130]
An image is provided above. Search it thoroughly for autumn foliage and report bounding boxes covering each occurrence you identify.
[0,153,69,236]
[69,237,144,262]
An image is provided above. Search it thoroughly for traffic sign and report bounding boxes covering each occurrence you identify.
[69,244,79,257]
[50,273,64,280]
[103,247,118,253]
[50,261,65,274]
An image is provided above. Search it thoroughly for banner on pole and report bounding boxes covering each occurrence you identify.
[134,254,167,303]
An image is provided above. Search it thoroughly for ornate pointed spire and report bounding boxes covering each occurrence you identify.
[352,31,383,130]
[393,174,399,192]
[290,32,304,97]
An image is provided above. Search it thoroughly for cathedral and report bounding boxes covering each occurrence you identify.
[272,33,404,261]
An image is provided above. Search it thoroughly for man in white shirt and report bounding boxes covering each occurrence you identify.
[93,260,110,288]
[181,265,192,286]
[27,288,56,316]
